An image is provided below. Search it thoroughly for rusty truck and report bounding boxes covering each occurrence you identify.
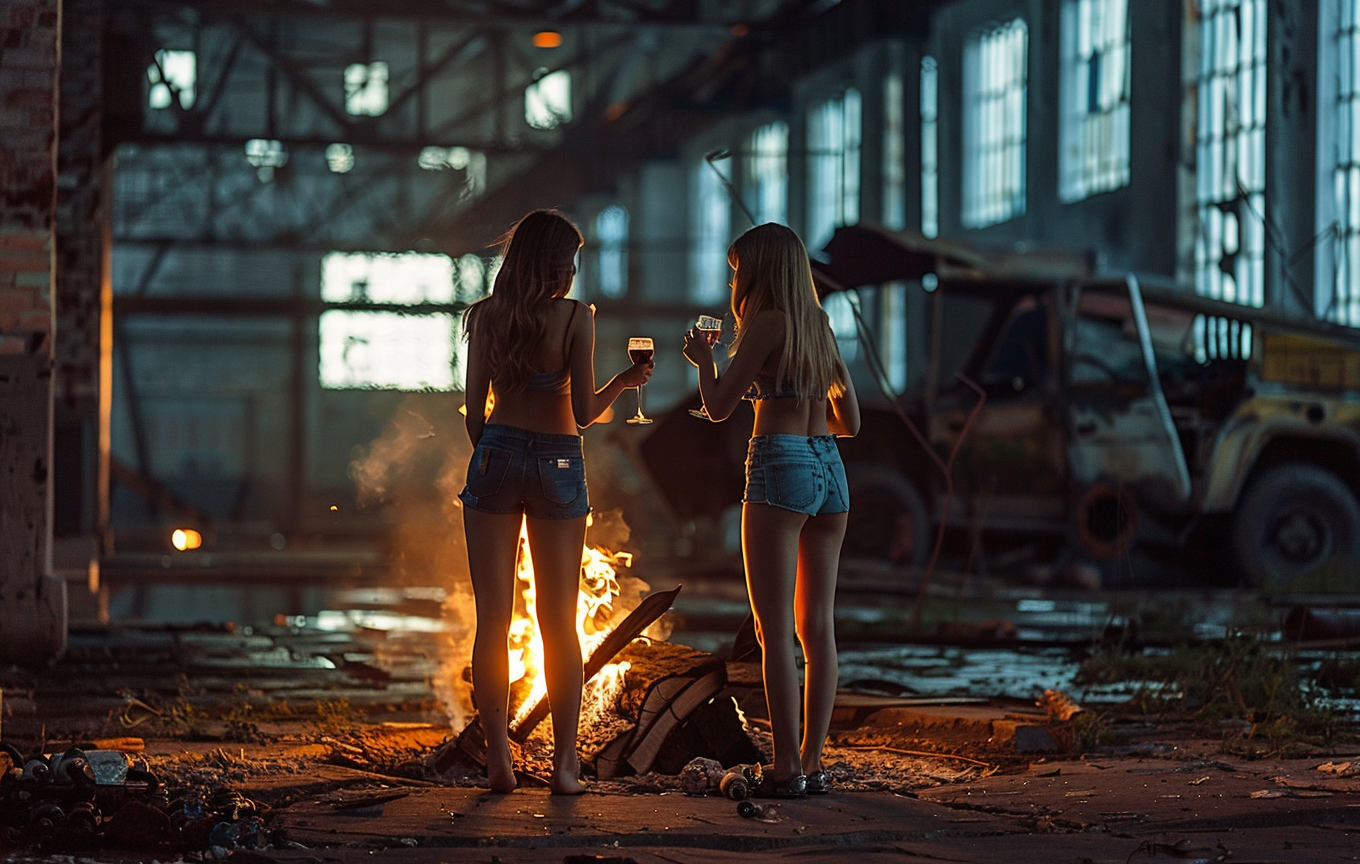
[640,224,1360,589]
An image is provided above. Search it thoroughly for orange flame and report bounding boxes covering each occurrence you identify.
[506,517,636,728]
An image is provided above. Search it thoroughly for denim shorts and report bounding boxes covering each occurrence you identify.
[458,424,590,520]
[744,434,849,516]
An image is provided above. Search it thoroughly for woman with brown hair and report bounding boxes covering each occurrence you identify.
[460,209,653,794]
[682,223,860,797]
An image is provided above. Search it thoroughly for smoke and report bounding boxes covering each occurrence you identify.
[348,394,476,730]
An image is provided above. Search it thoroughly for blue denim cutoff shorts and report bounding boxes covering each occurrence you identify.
[459,424,590,520]
[744,434,849,516]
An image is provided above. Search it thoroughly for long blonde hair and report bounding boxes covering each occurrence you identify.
[727,223,844,402]
[463,210,582,393]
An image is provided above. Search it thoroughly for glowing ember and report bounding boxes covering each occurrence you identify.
[506,517,637,728]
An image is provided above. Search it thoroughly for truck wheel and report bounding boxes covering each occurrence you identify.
[1231,464,1360,589]
[842,468,930,567]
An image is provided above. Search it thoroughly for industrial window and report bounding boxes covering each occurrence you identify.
[1331,3,1360,324]
[147,49,196,110]
[1059,0,1131,201]
[525,69,573,129]
[883,72,906,230]
[1194,0,1266,309]
[745,121,789,225]
[880,284,908,390]
[325,143,354,174]
[344,62,389,117]
[806,89,862,250]
[691,160,731,304]
[417,146,488,197]
[318,252,460,391]
[823,292,859,365]
[596,206,628,299]
[921,56,939,238]
[244,139,287,183]
[962,20,1028,228]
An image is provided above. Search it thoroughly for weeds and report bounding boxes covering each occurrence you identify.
[1076,634,1351,756]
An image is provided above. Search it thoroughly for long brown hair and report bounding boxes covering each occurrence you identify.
[727,223,844,402]
[463,209,583,393]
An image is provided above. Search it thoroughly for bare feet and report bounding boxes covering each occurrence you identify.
[486,757,517,793]
[550,755,586,795]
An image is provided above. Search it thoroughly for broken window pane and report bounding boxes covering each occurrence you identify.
[319,252,460,391]
[525,69,572,129]
[1059,0,1131,201]
[319,311,456,390]
[345,61,389,116]
[147,49,196,110]
[807,89,861,250]
[1195,0,1265,309]
[963,20,1028,228]
[320,252,454,304]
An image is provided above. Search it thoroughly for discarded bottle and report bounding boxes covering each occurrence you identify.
[719,771,750,801]
[720,764,761,801]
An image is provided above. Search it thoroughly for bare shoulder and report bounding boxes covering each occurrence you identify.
[746,309,787,342]
[547,297,588,318]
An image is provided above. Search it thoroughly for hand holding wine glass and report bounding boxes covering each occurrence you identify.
[626,337,655,425]
[685,315,722,420]
[697,315,723,345]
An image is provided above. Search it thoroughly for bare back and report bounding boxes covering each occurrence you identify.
[472,298,581,436]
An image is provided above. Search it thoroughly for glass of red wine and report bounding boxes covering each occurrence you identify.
[626,337,654,425]
[689,316,724,421]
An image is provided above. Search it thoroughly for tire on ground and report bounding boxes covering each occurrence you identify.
[1231,463,1360,589]
[842,467,930,567]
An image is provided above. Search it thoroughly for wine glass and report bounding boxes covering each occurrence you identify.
[696,314,723,345]
[689,315,724,421]
[626,337,654,425]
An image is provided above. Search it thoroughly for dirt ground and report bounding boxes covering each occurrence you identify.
[3,611,1360,863]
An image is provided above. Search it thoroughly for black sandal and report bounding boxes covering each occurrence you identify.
[752,773,807,799]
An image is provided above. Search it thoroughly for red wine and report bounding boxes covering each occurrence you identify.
[629,348,654,365]
[699,327,721,345]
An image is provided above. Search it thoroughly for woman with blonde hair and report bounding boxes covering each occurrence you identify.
[461,209,653,794]
[682,222,860,796]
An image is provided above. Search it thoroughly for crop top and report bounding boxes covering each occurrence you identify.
[743,371,801,401]
[524,302,579,395]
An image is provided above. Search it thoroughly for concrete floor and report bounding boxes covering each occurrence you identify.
[3,583,1359,862]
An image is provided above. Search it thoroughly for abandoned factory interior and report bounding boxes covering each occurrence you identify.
[5,1,1360,862]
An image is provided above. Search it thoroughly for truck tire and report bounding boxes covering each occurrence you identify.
[842,468,930,567]
[1231,464,1360,589]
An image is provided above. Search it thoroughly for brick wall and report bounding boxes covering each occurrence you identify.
[0,0,69,664]
[0,0,59,354]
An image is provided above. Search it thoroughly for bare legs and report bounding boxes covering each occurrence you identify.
[465,507,588,795]
[465,507,523,793]
[795,512,847,775]
[525,515,588,795]
[742,504,846,782]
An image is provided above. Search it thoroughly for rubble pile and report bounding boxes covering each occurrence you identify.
[0,741,274,858]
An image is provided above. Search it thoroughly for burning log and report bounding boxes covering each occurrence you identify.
[511,587,681,743]
[592,640,745,779]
